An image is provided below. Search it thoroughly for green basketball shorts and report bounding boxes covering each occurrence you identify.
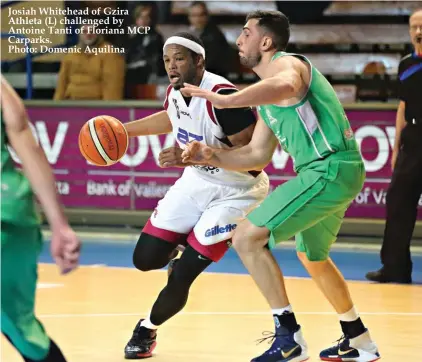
[248,151,365,261]
[1,222,50,360]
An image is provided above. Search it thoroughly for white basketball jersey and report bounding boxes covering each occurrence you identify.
[164,71,262,186]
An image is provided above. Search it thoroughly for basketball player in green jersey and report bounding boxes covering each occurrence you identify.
[1,76,81,362]
[181,10,380,362]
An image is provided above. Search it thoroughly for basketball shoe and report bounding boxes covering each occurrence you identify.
[319,330,380,361]
[125,251,182,359]
[251,325,309,362]
[124,320,157,359]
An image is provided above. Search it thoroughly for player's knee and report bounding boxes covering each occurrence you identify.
[166,251,205,290]
[132,233,175,271]
[297,251,330,271]
[232,222,268,253]
[133,253,160,271]
[133,250,171,271]
[232,224,250,252]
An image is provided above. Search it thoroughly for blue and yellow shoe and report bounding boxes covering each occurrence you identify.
[251,326,309,362]
[320,331,380,361]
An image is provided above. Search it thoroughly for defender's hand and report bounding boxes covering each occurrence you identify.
[182,141,214,164]
[181,83,229,109]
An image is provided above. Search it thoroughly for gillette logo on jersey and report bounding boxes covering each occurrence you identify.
[205,224,237,237]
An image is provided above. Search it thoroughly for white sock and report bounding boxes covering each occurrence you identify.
[350,330,378,353]
[140,317,158,330]
[272,305,293,315]
[338,306,359,322]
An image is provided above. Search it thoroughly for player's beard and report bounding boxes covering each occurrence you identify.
[174,63,198,91]
[173,81,183,91]
[239,51,262,68]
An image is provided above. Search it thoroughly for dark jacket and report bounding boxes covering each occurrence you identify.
[125,27,166,84]
[196,23,235,77]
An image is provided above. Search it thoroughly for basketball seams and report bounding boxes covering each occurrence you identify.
[120,122,129,156]
[79,116,128,166]
[88,118,113,164]
[105,117,120,159]
[79,123,107,166]
[79,131,101,165]
[98,118,118,160]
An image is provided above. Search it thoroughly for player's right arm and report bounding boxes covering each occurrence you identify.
[182,116,278,171]
[1,76,80,273]
[1,76,67,229]
[124,110,172,137]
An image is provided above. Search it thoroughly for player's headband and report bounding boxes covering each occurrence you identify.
[163,36,206,59]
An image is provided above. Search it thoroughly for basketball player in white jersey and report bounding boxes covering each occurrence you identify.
[122,32,269,359]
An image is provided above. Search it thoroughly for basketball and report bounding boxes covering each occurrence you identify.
[78,115,128,166]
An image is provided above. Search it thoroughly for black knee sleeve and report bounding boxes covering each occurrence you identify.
[150,246,212,325]
[132,232,178,271]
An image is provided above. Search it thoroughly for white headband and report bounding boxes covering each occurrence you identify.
[163,36,206,59]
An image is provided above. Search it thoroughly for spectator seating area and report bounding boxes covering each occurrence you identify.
[1,0,419,102]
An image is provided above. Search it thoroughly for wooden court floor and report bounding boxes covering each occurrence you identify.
[2,264,421,362]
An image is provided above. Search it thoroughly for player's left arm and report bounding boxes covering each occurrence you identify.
[159,90,256,168]
[182,56,304,108]
[213,88,257,147]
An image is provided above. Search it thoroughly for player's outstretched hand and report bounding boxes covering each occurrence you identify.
[182,141,214,164]
[50,224,81,275]
[159,143,188,168]
[181,83,228,109]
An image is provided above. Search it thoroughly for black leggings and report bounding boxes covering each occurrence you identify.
[132,232,212,325]
[132,232,178,271]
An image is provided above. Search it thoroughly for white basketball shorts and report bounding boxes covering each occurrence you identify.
[143,167,269,262]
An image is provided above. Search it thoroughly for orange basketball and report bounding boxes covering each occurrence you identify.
[78,115,128,166]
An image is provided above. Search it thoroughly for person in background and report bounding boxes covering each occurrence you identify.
[366,9,422,284]
[188,1,235,77]
[125,4,166,97]
[54,23,125,100]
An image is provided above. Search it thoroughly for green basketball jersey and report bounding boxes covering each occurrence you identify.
[1,110,40,226]
[257,52,360,173]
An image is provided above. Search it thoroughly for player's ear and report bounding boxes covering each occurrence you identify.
[261,36,273,51]
[198,55,205,69]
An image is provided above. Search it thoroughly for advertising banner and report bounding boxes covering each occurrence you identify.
[22,106,421,219]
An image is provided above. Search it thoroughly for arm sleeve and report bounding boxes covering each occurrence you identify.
[213,88,257,136]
